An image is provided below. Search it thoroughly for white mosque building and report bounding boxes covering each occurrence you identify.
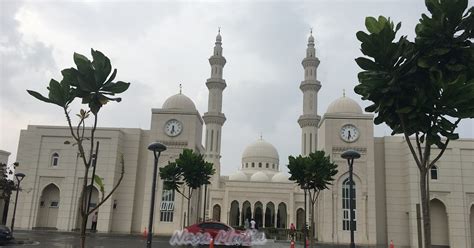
[6,31,474,248]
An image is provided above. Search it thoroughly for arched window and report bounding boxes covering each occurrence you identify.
[51,153,59,167]
[252,162,255,168]
[258,162,262,168]
[160,183,175,222]
[431,165,438,180]
[266,163,269,168]
[342,178,356,231]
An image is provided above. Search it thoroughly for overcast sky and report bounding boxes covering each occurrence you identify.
[1,0,473,175]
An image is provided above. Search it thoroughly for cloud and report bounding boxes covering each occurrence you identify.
[1,0,472,177]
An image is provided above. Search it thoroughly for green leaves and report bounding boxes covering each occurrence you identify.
[27,49,131,114]
[354,0,473,149]
[287,151,338,192]
[159,149,215,196]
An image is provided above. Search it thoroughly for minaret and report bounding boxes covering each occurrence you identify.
[203,29,226,187]
[298,29,321,156]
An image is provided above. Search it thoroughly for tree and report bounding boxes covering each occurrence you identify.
[0,163,16,225]
[287,151,338,248]
[354,1,473,247]
[159,149,215,226]
[27,49,130,248]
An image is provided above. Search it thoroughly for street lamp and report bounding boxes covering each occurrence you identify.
[11,172,26,234]
[341,150,360,248]
[147,142,167,248]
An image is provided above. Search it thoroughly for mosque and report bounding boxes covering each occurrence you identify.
[7,31,474,248]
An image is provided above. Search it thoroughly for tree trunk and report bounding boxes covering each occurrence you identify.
[419,170,431,248]
[80,167,90,248]
[310,203,315,248]
[187,187,191,226]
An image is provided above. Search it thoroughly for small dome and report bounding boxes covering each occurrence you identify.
[250,171,269,182]
[229,171,248,181]
[272,172,289,183]
[162,93,196,111]
[326,95,362,114]
[308,34,314,43]
[242,139,279,162]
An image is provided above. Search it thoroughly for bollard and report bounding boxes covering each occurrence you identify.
[143,227,147,239]
[389,240,394,248]
[209,237,214,248]
[290,239,295,248]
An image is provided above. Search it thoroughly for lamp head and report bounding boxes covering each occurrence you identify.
[341,150,361,160]
[15,172,26,182]
[148,142,167,153]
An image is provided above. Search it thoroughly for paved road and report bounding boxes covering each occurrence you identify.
[1,230,292,248]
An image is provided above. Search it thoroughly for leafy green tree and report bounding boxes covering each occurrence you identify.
[354,0,473,246]
[287,151,338,248]
[159,149,215,226]
[0,163,16,225]
[27,49,130,248]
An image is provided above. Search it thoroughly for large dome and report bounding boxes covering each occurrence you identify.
[326,95,363,114]
[162,93,196,111]
[242,138,279,161]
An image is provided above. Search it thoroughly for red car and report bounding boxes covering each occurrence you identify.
[185,221,235,238]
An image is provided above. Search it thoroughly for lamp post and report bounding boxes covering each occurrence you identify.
[341,150,360,248]
[11,172,26,234]
[147,142,167,248]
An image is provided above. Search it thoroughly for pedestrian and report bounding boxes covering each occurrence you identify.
[250,218,256,230]
[289,223,296,240]
[244,218,249,229]
[91,212,98,232]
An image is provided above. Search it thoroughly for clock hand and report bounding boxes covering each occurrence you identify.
[348,131,351,139]
[171,126,175,134]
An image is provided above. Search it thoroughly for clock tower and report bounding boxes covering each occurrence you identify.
[316,94,377,244]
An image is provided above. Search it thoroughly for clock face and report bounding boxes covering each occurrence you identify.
[340,124,359,142]
[164,119,183,137]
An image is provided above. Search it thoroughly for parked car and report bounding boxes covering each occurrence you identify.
[0,225,13,244]
[185,221,234,238]
[184,221,252,247]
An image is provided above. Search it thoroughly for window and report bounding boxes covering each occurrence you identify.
[246,163,248,168]
[50,201,59,208]
[258,162,262,168]
[160,187,175,222]
[342,178,356,231]
[272,164,275,169]
[266,163,269,168]
[51,153,59,167]
[431,166,438,180]
[252,163,255,168]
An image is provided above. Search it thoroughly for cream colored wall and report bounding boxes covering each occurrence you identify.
[317,113,376,246]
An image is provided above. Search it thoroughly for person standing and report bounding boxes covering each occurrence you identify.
[91,212,98,232]
[250,218,256,230]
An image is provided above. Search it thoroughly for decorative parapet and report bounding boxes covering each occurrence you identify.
[298,114,321,128]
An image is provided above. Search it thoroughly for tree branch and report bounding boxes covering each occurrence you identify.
[399,114,422,168]
[87,154,125,215]
[415,132,423,159]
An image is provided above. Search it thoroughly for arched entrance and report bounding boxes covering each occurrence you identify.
[75,186,99,230]
[265,202,275,227]
[242,201,252,225]
[470,204,473,248]
[230,201,240,227]
[254,201,263,228]
[277,202,287,228]
[296,208,304,230]
[430,199,449,247]
[213,204,221,221]
[36,184,60,229]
